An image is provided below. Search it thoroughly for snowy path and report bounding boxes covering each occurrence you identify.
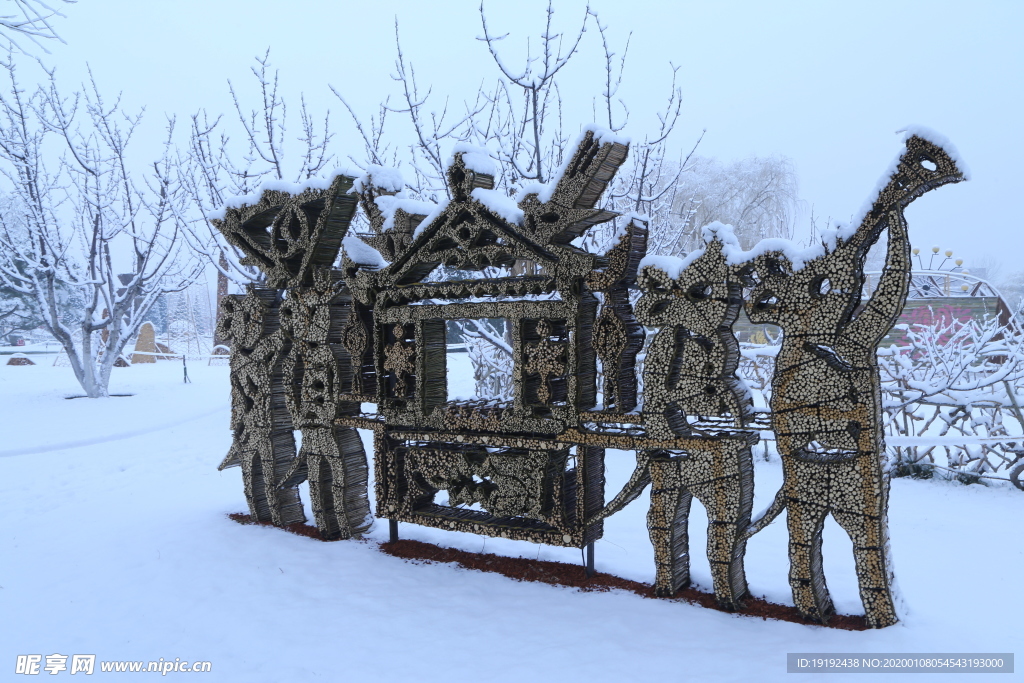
[0,406,229,458]
[1,362,1022,681]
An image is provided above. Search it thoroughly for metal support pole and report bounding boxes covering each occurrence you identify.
[389,519,398,544]
[585,542,595,577]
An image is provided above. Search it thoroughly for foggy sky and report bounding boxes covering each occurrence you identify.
[38,0,1024,277]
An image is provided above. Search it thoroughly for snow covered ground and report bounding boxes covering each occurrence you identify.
[2,358,1022,681]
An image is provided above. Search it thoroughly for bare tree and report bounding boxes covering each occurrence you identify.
[475,1,588,188]
[337,2,687,204]
[329,19,487,205]
[0,59,201,396]
[181,50,337,352]
[183,51,335,283]
[0,0,74,55]
[650,155,799,256]
[478,4,701,260]
[328,3,700,396]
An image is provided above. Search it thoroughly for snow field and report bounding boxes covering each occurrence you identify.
[1,360,1021,681]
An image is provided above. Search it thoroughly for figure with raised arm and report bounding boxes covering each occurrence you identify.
[741,132,966,627]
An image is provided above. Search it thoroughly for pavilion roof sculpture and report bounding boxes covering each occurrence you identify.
[212,124,966,628]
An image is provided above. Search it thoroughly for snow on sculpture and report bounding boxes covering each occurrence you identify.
[633,226,756,607]
[739,134,967,627]
[211,125,966,628]
[213,176,371,537]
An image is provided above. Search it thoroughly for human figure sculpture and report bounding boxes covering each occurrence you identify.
[636,224,753,438]
[597,224,755,608]
[587,220,648,413]
[741,133,967,627]
[278,267,372,540]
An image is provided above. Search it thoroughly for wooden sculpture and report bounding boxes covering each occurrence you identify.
[213,125,965,627]
[213,176,372,538]
[633,225,756,607]
[740,135,967,627]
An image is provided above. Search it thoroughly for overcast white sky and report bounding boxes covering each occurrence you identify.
[39,0,1024,276]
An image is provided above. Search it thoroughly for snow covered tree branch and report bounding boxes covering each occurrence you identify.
[878,313,1024,411]
[0,0,74,55]
[0,59,201,396]
[181,51,340,340]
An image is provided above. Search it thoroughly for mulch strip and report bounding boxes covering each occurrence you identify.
[228,512,332,542]
[228,512,868,630]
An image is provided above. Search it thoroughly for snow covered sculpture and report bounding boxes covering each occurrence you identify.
[356,167,434,265]
[211,124,966,629]
[591,225,757,608]
[212,175,359,290]
[365,134,626,548]
[216,287,305,526]
[213,176,373,537]
[740,133,967,628]
[638,226,755,607]
[635,226,754,438]
[277,268,372,540]
[587,219,648,412]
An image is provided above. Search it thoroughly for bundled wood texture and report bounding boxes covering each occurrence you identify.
[214,178,371,538]
[738,136,967,627]
[213,127,965,629]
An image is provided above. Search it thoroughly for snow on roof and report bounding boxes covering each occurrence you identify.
[374,195,436,232]
[514,124,631,205]
[514,180,554,204]
[207,167,360,221]
[342,233,389,269]
[411,198,451,239]
[410,188,525,241]
[587,123,631,147]
[352,165,405,194]
[471,188,524,225]
[449,143,497,176]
